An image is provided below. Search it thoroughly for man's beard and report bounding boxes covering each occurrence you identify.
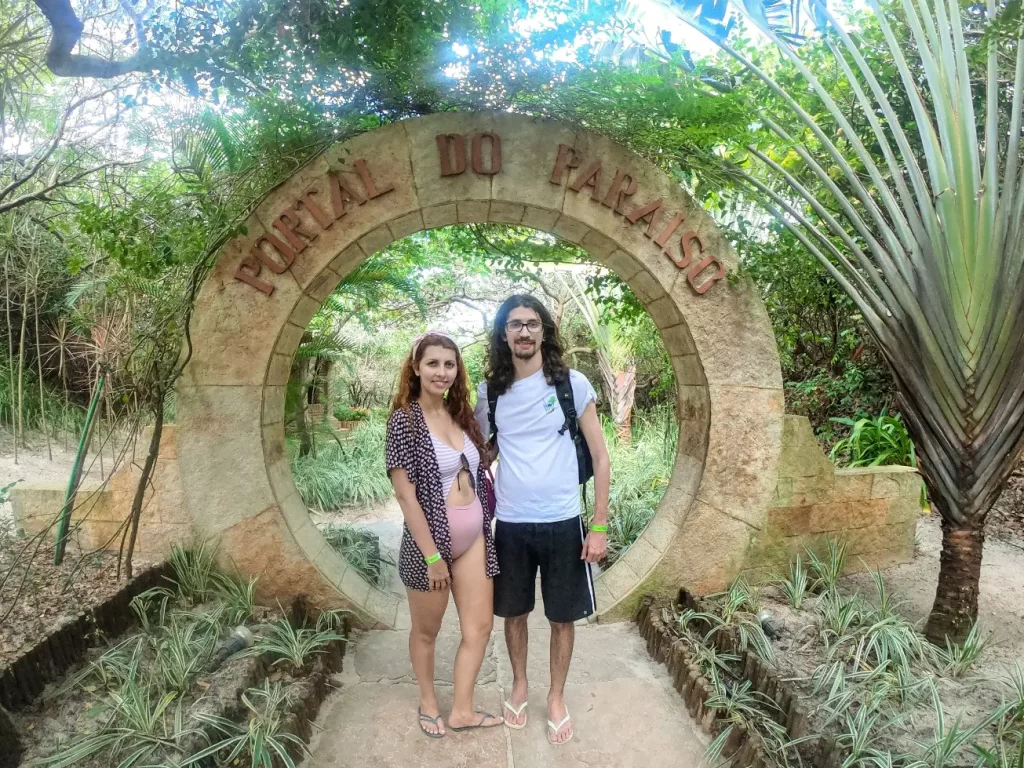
[512,339,539,360]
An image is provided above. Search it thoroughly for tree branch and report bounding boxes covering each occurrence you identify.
[33,0,154,77]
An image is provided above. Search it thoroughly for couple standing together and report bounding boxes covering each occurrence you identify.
[385,294,611,745]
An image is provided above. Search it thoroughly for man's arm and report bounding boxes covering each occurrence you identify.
[577,400,610,563]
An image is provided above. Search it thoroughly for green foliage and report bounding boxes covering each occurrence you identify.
[215,573,260,626]
[188,681,309,768]
[321,524,395,587]
[332,405,371,422]
[151,613,220,694]
[830,410,916,468]
[774,554,810,609]
[247,614,345,672]
[805,537,849,593]
[290,414,393,510]
[167,542,219,605]
[933,622,989,679]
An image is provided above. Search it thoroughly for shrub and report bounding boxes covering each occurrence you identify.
[290,413,393,510]
[333,404,371,422]
[829,409,916,468]
[321,524,395,586]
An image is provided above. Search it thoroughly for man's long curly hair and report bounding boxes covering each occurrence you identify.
[485,294,569,396]
[391,333,486,456]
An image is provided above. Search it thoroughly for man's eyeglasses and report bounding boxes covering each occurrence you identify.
[505,320,543,334]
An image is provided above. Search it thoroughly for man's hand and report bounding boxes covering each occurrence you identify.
[581,531,607,563]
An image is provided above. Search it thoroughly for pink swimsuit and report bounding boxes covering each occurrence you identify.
[429,432,483,559]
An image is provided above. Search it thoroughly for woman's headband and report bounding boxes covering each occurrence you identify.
[411,329,459,359]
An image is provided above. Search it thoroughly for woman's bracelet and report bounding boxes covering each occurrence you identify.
[424,552,442,564]
[590,524,608,533]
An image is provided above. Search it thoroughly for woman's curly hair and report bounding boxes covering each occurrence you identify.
[391,333,486,456]
[484,294,568,397]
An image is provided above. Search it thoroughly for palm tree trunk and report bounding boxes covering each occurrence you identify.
[924,517,985,644]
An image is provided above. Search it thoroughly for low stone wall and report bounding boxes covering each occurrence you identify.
[10,425,194,558]
[740,416,924,581]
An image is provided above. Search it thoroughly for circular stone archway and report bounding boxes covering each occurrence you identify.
[177,112,784,628]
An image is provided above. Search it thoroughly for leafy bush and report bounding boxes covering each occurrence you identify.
[601,405,677,564]
[332,404,371,422]
[290,413,393,510]
[829,409,916,468]
[321,524,395,586]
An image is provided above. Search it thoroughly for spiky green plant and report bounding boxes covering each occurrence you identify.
[214,572,260,626]
[246,616,344,672]
[151,614,220,694]
[185,681,308,768]
[774,554,810,610]
[167,542,218,605]
[666,0,1024,643]
[830,410,917,468]
[934,621,989,678]
[806,537,850,594]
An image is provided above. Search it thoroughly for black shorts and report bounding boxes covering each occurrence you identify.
[493,516,596,624]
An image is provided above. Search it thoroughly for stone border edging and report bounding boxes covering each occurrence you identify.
[635,592,848,768]
[0,562,174,713]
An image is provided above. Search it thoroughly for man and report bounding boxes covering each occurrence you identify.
[474,294,611,746]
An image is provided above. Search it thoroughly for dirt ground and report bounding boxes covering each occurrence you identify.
[760,514,1024,761]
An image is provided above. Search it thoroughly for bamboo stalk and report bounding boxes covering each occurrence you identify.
[4,251,16,461]
[35,288,51,461]
[16,261,30,448]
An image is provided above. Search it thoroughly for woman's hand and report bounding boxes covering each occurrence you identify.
[427,558,451,591]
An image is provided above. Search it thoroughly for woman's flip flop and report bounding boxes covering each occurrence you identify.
[449,710,503,732]
[547,708,573,745]
[418,708,446,739]
[502,699,528,729]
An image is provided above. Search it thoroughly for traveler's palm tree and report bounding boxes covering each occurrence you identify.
[657,0,1024,641]
[562,274,638,441]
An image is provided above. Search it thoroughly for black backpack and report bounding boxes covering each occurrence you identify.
[487,377,594,486]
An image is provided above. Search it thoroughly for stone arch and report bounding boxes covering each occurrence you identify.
[176,112,784,628]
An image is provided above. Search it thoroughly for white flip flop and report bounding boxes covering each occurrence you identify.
[547,707,573,745]
[503,699,528,730]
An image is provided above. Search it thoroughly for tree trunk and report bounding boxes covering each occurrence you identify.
[122,401,163,581]
[924,517,984,644]
[290,361,312,458]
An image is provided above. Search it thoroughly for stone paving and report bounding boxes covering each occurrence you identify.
[303,605,707,768]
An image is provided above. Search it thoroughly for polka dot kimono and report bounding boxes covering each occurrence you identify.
[385,402,499,591]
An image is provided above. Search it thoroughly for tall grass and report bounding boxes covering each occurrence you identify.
[603,405,677,563]
[290,413,393,510]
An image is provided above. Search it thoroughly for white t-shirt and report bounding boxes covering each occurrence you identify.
[474,369,597,523]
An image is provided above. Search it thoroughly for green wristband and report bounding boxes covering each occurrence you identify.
[424,552,442,565]
[590,525,608,533]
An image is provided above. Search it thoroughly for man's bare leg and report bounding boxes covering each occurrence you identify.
[548,620,575,743]
[503,614,529,726]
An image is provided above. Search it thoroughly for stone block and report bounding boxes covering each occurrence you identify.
[421,203,458,229]
[388,210,424,240]
[520,205,559,231]
[648,295,684,329]
[600,557,640,601]
[357,225,394,259]
[766,506,812,537]
[580,229,618,259]
[602,248,642,280]
[832,470,875,503]
[552,214,590,244]
[887,496,922,524]
[661,501,757,594]
[808,500,887,533]
[777,434,834,479]
[457,200,490,223]
[176,385,275,535]
[620,535,663,579]
[671,354,705,387]
[262,386,286,426]
[772,478,793,506]
[641,507,679,553]
[659,322,697,357]
[266,353,292,386]
[870,468,923,500]
[304,266,342,303]
[406,112,495,209]
[625,268,665,303]
[487,200,525,224]
[847,522,914,556]
[789,473,835,505]
[696,385,783,530]
[287,293,321,330]
[328,243,364,279]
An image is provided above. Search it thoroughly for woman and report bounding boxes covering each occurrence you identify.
[385,330,503,738]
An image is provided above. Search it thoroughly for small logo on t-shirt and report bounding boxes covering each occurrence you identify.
[543,394,557,414]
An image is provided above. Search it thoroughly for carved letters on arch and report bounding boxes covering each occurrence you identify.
[231,132,727,296]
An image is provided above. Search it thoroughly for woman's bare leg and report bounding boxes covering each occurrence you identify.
[448,535,502,729]
[407,585,451,735]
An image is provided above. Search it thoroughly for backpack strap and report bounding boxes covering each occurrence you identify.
[555,377,579,442]
[487,383,499,447]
